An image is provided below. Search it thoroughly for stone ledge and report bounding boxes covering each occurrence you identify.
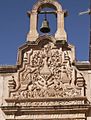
[74,61,91,70]
[1,104,89,115]
[0,65,17,73]
[1,97,90,116]
[5,96,88,102]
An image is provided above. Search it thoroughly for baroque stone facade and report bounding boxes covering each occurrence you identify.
[0,0,91,120]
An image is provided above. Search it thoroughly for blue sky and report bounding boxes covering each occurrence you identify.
[0,0,90,65]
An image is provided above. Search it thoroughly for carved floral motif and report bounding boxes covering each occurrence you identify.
[8,42,85,99]
[10,85,81,99]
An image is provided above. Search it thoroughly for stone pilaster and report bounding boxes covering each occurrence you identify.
[27,11,39,41]
[55,11,67,41]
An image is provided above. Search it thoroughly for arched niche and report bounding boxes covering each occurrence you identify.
[27,0,67,42]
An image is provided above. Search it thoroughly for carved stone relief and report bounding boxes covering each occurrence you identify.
[8,42,85,99]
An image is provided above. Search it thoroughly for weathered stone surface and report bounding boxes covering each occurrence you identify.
[0,0,91,120]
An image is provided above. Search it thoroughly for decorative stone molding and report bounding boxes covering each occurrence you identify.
[1,97,89,120]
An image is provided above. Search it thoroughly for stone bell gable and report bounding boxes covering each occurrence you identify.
[27,0,67,41]
[0,0,91,120]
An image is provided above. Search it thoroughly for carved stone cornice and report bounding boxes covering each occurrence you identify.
[1,105,90,114]
[74,61,91,70]
[0,65,17,73]
[1,96,90,115]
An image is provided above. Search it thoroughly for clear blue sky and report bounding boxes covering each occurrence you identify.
[0,0,90,65]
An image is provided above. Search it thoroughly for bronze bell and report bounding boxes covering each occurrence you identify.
[40,18,50,33]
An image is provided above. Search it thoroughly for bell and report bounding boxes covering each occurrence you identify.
[40,18,50,33]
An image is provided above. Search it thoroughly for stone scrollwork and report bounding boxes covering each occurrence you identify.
[8,42,85,99]
[8,76,16,92]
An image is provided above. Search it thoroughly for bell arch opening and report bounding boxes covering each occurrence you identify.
[27,0,67,42]
[37,6,57,35]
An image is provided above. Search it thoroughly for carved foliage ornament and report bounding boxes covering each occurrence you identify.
[9,42,85,99]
